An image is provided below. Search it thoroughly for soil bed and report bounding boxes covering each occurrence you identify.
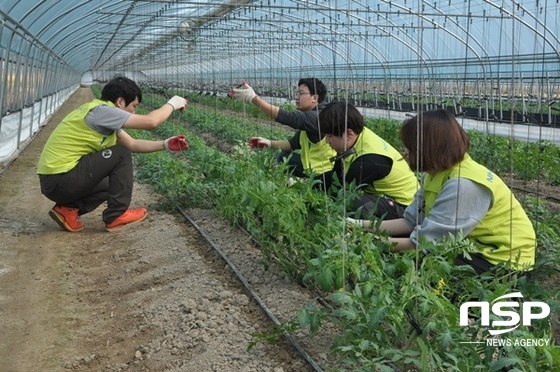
[0,88,334,371]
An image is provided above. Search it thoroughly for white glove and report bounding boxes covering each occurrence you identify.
[346,217,364,229]
[248,137,271,149]
[287,177,296,187]
[167,95,187,111]
[230,82,257,103]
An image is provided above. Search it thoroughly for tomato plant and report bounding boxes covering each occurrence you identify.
[101,86,560,370]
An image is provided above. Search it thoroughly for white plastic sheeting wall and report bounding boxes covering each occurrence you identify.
[0,86,76,168]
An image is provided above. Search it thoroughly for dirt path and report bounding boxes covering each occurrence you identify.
[0,88,333,371]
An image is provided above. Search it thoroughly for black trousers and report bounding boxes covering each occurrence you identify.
[277,150,306,178]
[454,253,495,274]
[39,144,133,224]
[352,194,407,220]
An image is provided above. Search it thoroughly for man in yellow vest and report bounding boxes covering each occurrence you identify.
[318,101,419,220]
[349,109,535,273]
[37,76,189,232]
[230,78,335,177]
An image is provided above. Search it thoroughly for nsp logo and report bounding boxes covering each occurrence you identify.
[459,292,550,336]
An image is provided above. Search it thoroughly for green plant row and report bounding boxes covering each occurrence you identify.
[166,89,560,185]
[168,84,559,117]
[96,86,560,370]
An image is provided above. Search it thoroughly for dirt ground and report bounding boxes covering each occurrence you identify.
[0,88,334,371]
[1,88,558,372]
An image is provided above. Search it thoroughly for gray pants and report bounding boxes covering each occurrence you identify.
[39,144,133,224]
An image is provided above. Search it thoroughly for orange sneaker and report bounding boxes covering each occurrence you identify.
[48,206,84,232]
[106,208,148,231]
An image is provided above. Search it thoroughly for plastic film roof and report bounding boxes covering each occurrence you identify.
[2,0,560,83]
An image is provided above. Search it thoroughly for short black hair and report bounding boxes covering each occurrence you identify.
[318,100,365,136]
[101,76,142,106]
[298,77,327,103]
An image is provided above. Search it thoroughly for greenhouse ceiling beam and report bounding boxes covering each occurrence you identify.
[313,1,488,90]
[382,1,489,81]
[173,2,423,76]
[92,1,146,69]
[146,9,335,77]
[174,42,331,80]
[218,17,342,76]
[11,0,102,74]
[0,10,71,69]
[424,0,492,90]
[256,10,363,67]
[269,2,435,78]
[223,38,311,76]
[483,0,560,58]
[40,8,100,70]
[227,52,293,80]
[308,3,422,78]
[33,2,96,39]
[182,30,366,81]
[102,0,255,71]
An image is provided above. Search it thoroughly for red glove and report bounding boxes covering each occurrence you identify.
[248,137,271,148]
[164,135,189,151]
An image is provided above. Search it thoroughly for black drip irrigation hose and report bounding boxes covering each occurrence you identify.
[233,221,333,310]
[177,206,324,372]
[511,185,560,204]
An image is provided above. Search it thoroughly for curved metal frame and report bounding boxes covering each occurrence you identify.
[1,0,559,167]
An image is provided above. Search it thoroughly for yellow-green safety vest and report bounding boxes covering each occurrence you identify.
[341,127,418,206]
[298,130,336,175]
[423,154,536,271]
[37,99,118,175]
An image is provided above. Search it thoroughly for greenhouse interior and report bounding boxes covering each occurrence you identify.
[1,0,559,370]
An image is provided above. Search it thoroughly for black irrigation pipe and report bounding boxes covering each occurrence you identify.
[233,221,333,311]
[511,185,560,204]
[177,205,324,372]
